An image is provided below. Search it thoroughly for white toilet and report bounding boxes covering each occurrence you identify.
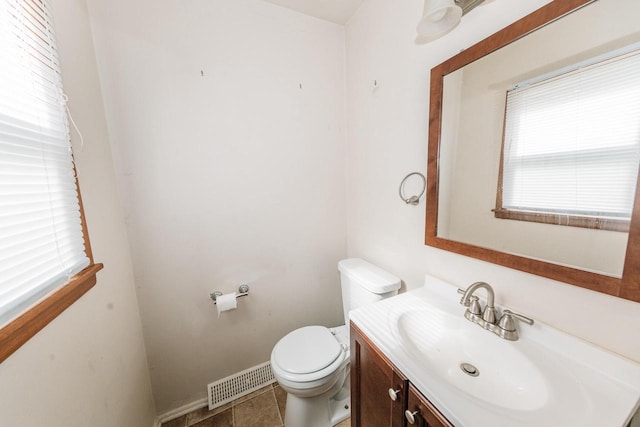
[270,258,401,427]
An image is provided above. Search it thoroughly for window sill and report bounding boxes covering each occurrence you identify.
[494,209,629,232]
[0,262,104,364]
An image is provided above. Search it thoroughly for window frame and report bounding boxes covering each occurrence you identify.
[0,0,103,364]
[493,51,640,233]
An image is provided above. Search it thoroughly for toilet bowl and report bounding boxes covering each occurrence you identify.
[271,325,350,426]
[270,259,401,427]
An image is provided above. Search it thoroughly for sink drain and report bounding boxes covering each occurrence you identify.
[460,363,479,377]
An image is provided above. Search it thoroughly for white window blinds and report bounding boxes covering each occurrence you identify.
[0,0,89,326]
[501,48,640,220]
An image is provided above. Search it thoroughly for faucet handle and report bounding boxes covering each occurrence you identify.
[468,296,482,316]
[498,309,534,331]
[504,309,534,325]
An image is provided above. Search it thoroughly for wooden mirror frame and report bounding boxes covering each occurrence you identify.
[425,0,640,303]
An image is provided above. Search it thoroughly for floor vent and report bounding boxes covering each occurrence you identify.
[207,361,276,410]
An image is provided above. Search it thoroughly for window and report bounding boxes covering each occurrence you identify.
[496,46,640,232]
[0,0,102,362]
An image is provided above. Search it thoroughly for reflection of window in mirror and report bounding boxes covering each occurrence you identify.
[495,45,640,233]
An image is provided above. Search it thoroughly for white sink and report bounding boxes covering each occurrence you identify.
[395,308,549,411]
[350,275,640,426]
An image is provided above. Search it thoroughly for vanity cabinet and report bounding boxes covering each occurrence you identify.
[351,323,453,427]
[351,322,407,427]
[406,384,453,427]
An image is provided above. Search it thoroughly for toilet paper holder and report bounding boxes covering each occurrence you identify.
[210,284,250,304]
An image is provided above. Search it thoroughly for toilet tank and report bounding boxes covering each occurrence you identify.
[338,258,401,324]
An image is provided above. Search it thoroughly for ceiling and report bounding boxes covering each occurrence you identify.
[261,0,364,25]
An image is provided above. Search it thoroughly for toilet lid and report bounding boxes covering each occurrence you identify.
[273,326,342,374]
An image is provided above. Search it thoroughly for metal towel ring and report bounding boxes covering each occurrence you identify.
[399,172,426,205]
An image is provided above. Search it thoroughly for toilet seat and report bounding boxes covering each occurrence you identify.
[272,326,348,384]
[271,259,399,427]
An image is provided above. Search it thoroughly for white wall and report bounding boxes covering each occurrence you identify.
[87,0,348,413]
[0,0,156,425]
[345,0,640,363]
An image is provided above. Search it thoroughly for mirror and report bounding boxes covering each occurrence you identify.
[425,0,640,302]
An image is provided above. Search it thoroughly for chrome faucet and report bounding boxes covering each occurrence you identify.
[458,282,534,341]
[460,281,497,324]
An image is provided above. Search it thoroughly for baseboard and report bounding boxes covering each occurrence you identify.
[154,397,209,426]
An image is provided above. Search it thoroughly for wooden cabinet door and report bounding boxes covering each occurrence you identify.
[405,384,453,427]
[351,322,407,427]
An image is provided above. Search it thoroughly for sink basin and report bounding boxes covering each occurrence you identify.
[395,309,549,411]
[350,275,640,426]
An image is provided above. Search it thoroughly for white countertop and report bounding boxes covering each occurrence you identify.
[349,275,640,427]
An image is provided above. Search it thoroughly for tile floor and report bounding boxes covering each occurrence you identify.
[160,383,351,427]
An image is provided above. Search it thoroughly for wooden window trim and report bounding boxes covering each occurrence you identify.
[0,178,103,364]
[493,208,630,232]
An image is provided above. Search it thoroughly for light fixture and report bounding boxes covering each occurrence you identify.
[416,0,462,40]
[416,0,489,41]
